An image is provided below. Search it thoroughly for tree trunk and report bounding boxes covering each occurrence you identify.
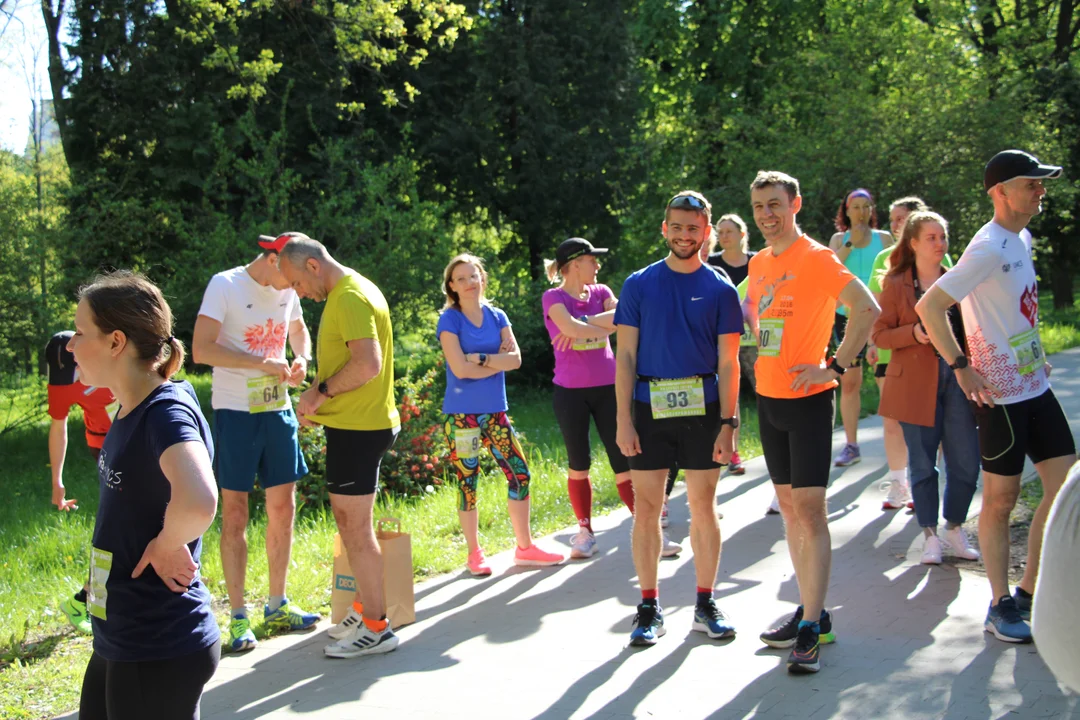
[1050,262,1075,310]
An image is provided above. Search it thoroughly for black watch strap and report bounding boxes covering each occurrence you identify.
[318,380,332,398]
[720,416,739,429]
[828,358,847,376]
[949,355,969,371]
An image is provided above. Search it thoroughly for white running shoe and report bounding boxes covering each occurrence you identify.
[943,526,980,560]
[328,608,363,640]
[883,479,912,510]
[570,528,598,559]
[921,535,943,565]
[766,494,780,516]
[660,501,670,529]
[324,621,400,658]
[661,531,682,557]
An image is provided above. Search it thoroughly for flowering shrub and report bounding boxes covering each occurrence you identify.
[380,362,449,498]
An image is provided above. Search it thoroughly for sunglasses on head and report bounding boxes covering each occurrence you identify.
[667,194,707,211]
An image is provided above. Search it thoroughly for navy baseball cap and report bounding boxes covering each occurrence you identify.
[556,238,609,269]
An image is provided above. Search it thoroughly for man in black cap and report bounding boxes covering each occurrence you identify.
[916,150,1076,644]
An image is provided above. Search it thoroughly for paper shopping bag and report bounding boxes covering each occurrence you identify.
[330,518,415,628]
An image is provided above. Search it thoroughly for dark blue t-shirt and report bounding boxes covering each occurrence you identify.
[437,305,511,415]
[614,260,743,403]
[89,380,220,662]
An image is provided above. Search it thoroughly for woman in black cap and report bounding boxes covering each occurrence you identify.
[541,238,641,558]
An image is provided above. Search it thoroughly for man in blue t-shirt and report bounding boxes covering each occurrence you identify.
[614,190,743,647]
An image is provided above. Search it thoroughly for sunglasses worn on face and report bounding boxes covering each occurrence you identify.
[667,194,707,211]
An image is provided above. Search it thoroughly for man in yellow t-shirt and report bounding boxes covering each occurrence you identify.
[277,234,402,660]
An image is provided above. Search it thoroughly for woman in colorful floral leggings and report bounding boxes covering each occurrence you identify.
[437,253,566,576]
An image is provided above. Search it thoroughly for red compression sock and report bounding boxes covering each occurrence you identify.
[617,481,635,514]
[567,477,593,532]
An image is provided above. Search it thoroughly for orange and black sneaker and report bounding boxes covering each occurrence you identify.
[787,622,822,674]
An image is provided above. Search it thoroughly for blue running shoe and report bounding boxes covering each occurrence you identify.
[788,623,822,674]
[629,602,665,646]
[692,598,735,639]
[985,596,1032,643]
[264,598,321,632]
[1012,587,1033,621]
[227,616,257,653]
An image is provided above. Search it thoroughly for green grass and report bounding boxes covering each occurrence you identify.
[0,376,763,719]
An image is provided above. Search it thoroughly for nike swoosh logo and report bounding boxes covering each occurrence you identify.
[691,297,704,301]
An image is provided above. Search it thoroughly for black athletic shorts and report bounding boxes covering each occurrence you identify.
[630,400,721,472]
[552,384,630,475]
[325,426,399,495]
[831,313,867,367]
[970,388,1075,476]
[874,363,888,379]
[757,390,835,489]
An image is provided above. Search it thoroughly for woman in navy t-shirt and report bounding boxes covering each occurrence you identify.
[69,271,220,720]
[438,254,566,576]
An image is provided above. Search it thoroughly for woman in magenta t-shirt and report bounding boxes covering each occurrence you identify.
[542,238,635,560]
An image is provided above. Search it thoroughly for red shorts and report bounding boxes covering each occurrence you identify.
[47,382,115,449]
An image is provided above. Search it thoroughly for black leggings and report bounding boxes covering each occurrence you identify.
[552,384,630,475]
[79,640,220,720]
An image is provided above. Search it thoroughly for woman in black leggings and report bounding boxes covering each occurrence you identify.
[70,272,220,720]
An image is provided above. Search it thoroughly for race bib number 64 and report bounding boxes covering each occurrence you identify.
[247,376,288,414]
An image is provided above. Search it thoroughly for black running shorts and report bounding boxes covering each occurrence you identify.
[874,363,888,379]
[552,384,629,475]
[325,426,399,495]
[630,401,721,471]
[831,313,867,367]
[970,388,1075,477]
[757,390,836,489]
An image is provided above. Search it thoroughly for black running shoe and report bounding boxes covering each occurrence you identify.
[630,602,666,646]
[787,623,821,674]
[760,607,835,648]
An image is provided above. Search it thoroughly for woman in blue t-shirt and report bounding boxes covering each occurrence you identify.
[69,271,220,720]
[438,254,566,576]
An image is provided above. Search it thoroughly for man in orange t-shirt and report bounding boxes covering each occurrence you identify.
[743,171,880,674]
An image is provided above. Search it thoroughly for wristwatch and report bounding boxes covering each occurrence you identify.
[949,355,969,371]
[827,357,847,376]
[478,353,488,366]
[580,315,589,324]
[720,416,739,429]
[317,380,332,398]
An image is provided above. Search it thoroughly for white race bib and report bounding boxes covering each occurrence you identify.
[649,377,706,419]
[456,426,483,460]
[571,338,606,351]
[1009,328,1045,376]
[88,547,113,621]
[247,376,288,414]
[758,318,785,357]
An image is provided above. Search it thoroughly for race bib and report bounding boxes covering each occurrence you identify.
[1010,328,1045,376]
[649,377,706,419]
[247,376,288,414]
[88,547,112,621]
[739,322,755,348]
[571,337,606,351]
[456,426,483,460]
[757,318,785,357]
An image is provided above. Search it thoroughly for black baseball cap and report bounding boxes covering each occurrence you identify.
[556,238,609,269]
[983,150,1062,191]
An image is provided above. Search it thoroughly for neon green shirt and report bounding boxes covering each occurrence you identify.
[868,246,952,366]
[736,277,754,347]
[313,271,400,431]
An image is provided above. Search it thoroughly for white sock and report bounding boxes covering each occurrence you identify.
[232,607,248,619]
[889,468,908,485]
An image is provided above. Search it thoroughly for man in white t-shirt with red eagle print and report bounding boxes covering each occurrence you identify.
[193,232,321,652]
[917,150,1077,644]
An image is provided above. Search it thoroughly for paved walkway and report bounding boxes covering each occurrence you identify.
[62,349,1080,719]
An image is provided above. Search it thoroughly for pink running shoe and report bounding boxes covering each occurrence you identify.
[728,451,746,476]
[514,544,566,567]
[467,548,492,576]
